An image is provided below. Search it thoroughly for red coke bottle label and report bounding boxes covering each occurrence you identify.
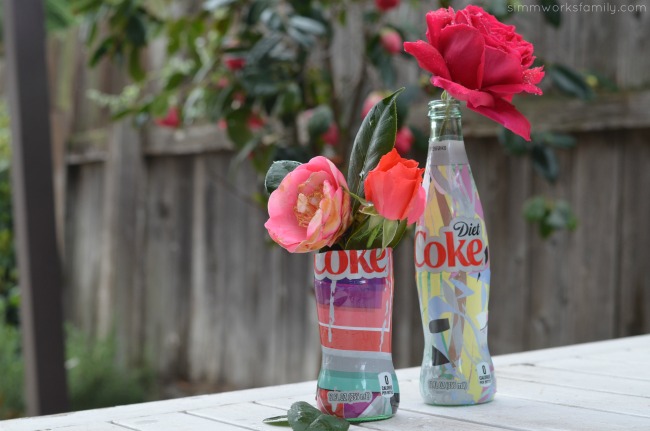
[415,217,488,273]
[314,249,391,281]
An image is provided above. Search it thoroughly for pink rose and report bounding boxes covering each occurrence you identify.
[404,5,544,140]
[375,0,399,12]
[364,148,425,224]
[265,157,352,253]
[361,91,385,119]
[380,28,402,54]
[155,107,180,128]
[394,126,414,155]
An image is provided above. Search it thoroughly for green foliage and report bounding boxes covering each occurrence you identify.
[0,316,24,419]
[66,326,155,412]
[0,100,18,326]
[0,318,156,420]
[524,196,578,238]
[546,64,595,100]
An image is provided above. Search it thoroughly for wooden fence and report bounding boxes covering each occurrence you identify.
[50,2,650,390]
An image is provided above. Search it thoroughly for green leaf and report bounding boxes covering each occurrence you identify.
[262,415,290,426]
[387,219,408,249]
[89,36,115,67]
[164,73,185,91]
[128,46,145,82]
[289,16,326,36]
[531,145,559,182]
[126,14,147,47]
[287,402,322,431]
[547,200,578,230]
[523,196,547,222]
[45,0,76,32]
[307,414,350,431]
[539,0,561,27]
[366,221,382,249]
[547,64,594,100]
[382,219,399,250]
[203,0,237,11]
[499,128,531,156]
[347,88,404,214]
[541,132,576,149]
[225,109,253,148]
[307,106,333,138]
[265,161,301,194]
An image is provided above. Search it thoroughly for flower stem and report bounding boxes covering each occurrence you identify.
[438,90,452,140]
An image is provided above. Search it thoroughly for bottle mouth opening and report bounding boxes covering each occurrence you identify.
[428,99,461,119]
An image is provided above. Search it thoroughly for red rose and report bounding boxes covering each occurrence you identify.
[224,55,246,71]
[394,126,414,155]
[375,0,399,12]
[380,28,402,54]
[155,107,180,128]
[247,113,265,131]
[364,148,425,225]
[321,122,339,146]
[404,5,544,140]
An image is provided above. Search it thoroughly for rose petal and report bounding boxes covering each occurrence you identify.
[425,8,455,47]
[481,46,523,88]
[432,77,494,108]
[467,97,532,141]
[403,41,451,80]
[438,25,485,89]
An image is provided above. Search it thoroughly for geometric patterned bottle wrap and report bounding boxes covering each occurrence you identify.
[415,155,497,405]
[313,248,400,421]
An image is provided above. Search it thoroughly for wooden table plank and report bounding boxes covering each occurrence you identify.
[396,380,650,431]
[0,382,315,431]
[49,424,131,431]
[113,412,245,431]
[497,364,650,398]
[493,335,650,366]
[496,376,650,418]
[530,356,650,381]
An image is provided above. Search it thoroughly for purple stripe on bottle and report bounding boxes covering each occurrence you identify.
[314,277,386,309]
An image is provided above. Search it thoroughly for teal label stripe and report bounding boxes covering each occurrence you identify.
[317,369,400,393]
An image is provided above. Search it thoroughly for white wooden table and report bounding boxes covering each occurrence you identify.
[2,335,649,431]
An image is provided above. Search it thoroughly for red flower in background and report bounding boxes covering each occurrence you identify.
[380,29,402,54]
[155,107,180,128]
[321,122,339,146]
[375,0,399,12]
[361,92,385,119]
[224,54,246,71]
[394,126,414,155]
[404,5,544,140]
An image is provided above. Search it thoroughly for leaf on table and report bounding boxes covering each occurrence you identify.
[263,415,290,426]
[286,401,349,431]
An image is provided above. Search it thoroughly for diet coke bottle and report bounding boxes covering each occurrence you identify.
[414,97,496,405]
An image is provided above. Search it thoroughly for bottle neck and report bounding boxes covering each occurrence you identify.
[428,98,463,142]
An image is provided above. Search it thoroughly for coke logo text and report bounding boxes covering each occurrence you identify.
[415,218,488,273]
[314,249,390,281]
